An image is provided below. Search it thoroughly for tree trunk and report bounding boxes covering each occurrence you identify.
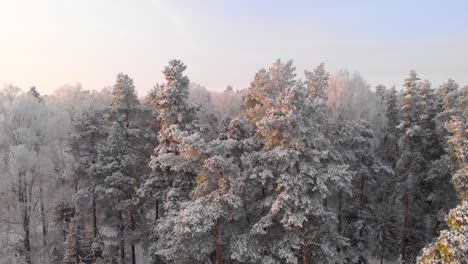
[18,172,32,264]
[119,210,125,264]
[359,172,365,240]
[214,218,221,264]
[6,201,10,246]
[262,186,267,215]
[337,191,343,235]
[120,237,126,263]
[379,220,387,264]
[93,192,97,238]
[23,210,32,264]
[401,196,409,262]
[380,243,385,264]
[130,208,136,264]
[301,224,307,264]
[336,191,343,254]
[40,182,47,247]
[155,199,159,222]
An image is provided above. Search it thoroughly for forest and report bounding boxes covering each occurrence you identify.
[0,59,466,264]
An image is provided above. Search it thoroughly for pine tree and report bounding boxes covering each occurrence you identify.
[70,108,107,240]
[139,60,200,261]
[437,79,459,112]
[380,86,400,165]
[418,86,468,263]
[399,70,422,144]
[106,73,150,264]
[94,122,139,263]
[418,80,458,243]
[375,84,387,100]
[111,73,139,112]
[148,118,249,263]
[244,59,296,123]
[241,61,352,263]
[144,60,199,210]
[304,62,328,100]
[395,70,430,263]
[419,81,442,160]
[434,79,460,148]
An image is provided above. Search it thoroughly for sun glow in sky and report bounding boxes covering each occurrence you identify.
[1,0,467,95]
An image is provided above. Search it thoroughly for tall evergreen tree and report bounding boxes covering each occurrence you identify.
[244,59,296,124]
[94,122,139,263]
[241,61,352,263]
[139,60,200,261]
[395,70,431,263]
[380,86,400,165]
[437,79,459,112]
[111,73,139,112]
[148,119,248,263]
[418,86,468,263]
[107,73,150,264]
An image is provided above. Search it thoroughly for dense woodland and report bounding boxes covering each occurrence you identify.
[0,60,466,264]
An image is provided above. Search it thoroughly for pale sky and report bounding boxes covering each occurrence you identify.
[1,0,467,95]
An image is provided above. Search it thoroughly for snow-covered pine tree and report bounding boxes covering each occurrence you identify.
[242,61,352,263]
[375,84,387,100]
[148,117,249,263]
[417,80,458,243]
[399,70,422,145]
[106,73,151,264]
[395,70,431,263]
[111,73,139,112]
[244,59,296,124]
[69,107,107,243]
[417,86,468,263]
[426,81,463,230]
[302,63,356,263]
[241,59,297,262]
[434,80,461,155]
[139,60,200,262]
[94,121,139,263]
[304,62,328,100]
[437,79,459,112]
[419,81,442,161]
[379,86,400,165]
[242,60,297,227]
